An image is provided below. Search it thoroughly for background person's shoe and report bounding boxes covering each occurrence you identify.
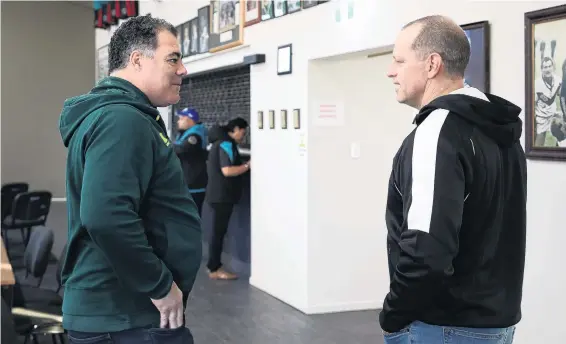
[208,268,238,280]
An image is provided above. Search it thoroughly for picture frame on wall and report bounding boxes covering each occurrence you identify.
[181,22,191,57]
[277,44,292,75]
[287,0,301,13]
[269,110,275,129]
[524,4,566,160]
[261,0,274,21]
[302,0,318,9]
[97,45,109,82]
[258,110,264,129]
[176,25,183,53]
[293,109,301,129]
[460,21,490,93]
[189,18,200,56]
[245,0,261,26]
[209,0,245,53]
[281,109,288,129]
[198,6,210,53]
[274,0,287,17]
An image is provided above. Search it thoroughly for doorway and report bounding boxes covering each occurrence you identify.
[306,50,416,311]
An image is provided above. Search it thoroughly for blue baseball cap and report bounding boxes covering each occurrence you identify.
[177,108,199,122]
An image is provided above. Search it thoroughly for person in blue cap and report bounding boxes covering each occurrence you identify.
[174,107,208,216]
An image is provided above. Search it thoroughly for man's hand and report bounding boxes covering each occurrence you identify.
[151,282,184,329]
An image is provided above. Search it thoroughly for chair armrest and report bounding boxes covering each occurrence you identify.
[11,307,63,323]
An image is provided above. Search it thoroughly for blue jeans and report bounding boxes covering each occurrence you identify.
[383,321,515,344]
[67,326,194,344]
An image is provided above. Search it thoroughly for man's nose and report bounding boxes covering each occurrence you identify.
[178,63,188,76]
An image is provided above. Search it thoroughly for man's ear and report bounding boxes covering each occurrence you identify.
[130,50,143,71]
[426,53,443,79]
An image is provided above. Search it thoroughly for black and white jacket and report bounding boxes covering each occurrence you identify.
[379,87,527,333]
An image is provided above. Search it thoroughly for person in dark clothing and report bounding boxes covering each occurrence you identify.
[174,107,208,216]
[58,15,201,343]
[205,117,250,280]
[380,15,526,344]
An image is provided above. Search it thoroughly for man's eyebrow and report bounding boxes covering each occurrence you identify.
[167,52,182,59]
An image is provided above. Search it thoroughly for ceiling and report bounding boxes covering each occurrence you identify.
[68,1,94,9]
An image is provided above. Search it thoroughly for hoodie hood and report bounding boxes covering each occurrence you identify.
[59,77,163,147]
[416,87,523,147]
[207,124,230,144]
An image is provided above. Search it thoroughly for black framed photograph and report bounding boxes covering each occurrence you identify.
[245,0,261,27]
[274,0,287,17]
[302,0,318,9]
[269,110,275,129]
[189,18,199,56]
[525,4,566,160]
[281,109,288,129]
[461,21,490,93]
[287,0,301,13]
[181,22,191,57]
[261,0,274,21]
[176,24,183,53]
[96,44,109,82]
[198,6,210,53]
[293,109,301,129]
[258,111,264,129]
[209,0,245,53]
[277,44,292,75]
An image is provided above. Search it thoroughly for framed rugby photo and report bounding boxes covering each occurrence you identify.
[524,4,566,160]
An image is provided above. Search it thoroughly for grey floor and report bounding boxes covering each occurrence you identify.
[185,268,384,344]
[5,207,385,344]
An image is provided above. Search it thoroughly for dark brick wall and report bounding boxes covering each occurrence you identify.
[174,65,251,148]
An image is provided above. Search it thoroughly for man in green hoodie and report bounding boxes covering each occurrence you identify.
[58,14,201,343]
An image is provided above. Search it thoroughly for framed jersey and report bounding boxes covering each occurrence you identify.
[525,4,566,160]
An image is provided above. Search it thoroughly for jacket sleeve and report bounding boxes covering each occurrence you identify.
[380,111,466,333]
[174,134,203,156]
[80,107,173,300]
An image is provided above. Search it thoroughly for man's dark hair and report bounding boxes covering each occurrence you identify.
[541,56,555,69]
[403,15,470,77]
[226,117,249,132]
[108,14,177,73]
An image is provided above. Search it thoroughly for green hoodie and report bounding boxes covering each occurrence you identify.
[58,77,202,332]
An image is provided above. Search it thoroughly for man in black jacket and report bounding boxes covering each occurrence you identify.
[205,117,250,280]
[174,108,208,216]
[380,15,526,343]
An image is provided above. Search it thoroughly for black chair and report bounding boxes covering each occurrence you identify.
[2,191,52,254]
[9,226,66,343]
[1,183,30,249]
[1,298,22,344]
[1,183,29,222]
[22,243,65,307]
[22,227,54,287]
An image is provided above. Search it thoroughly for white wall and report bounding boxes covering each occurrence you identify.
[1,1,95,198]
[95,1,566,343]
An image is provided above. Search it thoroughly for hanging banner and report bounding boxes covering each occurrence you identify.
[94,0,139,29]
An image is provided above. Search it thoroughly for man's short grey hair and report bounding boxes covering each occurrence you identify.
[403,15,470,77]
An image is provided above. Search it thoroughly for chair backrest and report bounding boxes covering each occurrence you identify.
[23,226,54,279]
[1,182,29,220]
[9,191,52,228]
